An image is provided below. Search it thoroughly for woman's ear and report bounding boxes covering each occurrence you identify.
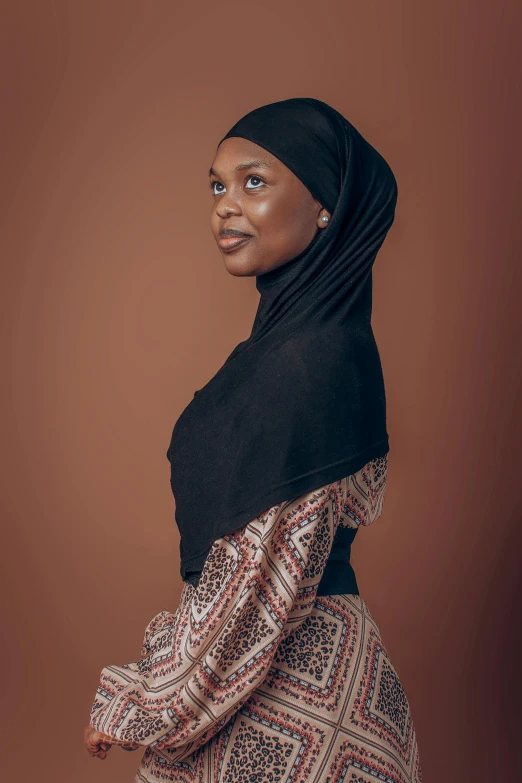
[317,209,331,228]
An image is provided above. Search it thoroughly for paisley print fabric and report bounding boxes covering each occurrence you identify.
[89,454,423,782]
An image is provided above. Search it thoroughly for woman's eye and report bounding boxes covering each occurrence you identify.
[211,181,225,195]
[246,175,264,189]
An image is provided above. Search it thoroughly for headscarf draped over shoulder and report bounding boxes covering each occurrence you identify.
[167,97,398,581]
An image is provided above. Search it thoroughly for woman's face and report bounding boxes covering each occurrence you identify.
[209,137,330,277]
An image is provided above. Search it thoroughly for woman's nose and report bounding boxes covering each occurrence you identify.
[215,196,242,219]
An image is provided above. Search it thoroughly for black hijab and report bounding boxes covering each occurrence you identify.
[167,97,398,582]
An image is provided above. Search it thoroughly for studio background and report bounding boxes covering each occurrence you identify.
[1,1,521,780]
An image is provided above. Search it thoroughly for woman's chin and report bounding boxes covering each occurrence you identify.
[222,250,259,277]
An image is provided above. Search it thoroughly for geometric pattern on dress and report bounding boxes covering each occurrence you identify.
[189,533,247,631]
[344,625,416,765]
[137,742,205,783]
[260,599,359,715]
[87,455,422,783]
[339,453,388,528]
[213,692,329,783]
[269,487,335,586]
[323,736,416,783]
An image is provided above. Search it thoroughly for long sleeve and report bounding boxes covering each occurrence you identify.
[88,457,387,764]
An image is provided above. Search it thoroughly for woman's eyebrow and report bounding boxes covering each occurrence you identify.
[208,159,273,178]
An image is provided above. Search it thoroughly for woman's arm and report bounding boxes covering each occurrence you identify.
[87,455,387,764]
[88,478,348,762]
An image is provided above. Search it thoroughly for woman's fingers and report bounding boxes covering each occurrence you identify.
[85,726,116,759]
[87,744,107,759]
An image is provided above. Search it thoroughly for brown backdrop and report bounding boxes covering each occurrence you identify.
[1,1,521,780]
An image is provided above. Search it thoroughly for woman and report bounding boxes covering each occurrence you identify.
[85,98,423,782]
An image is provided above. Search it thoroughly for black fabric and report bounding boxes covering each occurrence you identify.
[166,97,398,582]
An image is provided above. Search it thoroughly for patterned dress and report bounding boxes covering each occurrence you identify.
[89,454,423,782]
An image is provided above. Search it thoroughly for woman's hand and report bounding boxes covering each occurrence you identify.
[84,726,114,759]
[84,726,140,759]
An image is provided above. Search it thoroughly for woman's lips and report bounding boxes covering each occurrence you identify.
[218,236,252,251]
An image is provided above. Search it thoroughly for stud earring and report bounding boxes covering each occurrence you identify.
[321,216,329,223]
